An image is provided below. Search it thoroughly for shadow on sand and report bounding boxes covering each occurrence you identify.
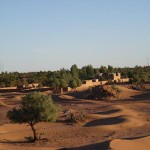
[95,109,121,115]
[84,115,126,127]
[59,140,110,150]
[130,90,150,100]
[52,95,95,105]
[0,139,29,144]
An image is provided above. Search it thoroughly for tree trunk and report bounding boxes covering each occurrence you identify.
[30,123,37,142]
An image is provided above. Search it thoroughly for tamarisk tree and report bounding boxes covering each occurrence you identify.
[7,92,58,142]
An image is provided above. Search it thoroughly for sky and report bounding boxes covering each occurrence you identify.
[0,0,150,72]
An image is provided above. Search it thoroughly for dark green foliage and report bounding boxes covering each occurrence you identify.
[60,79,68,88]
[50,78,60,89]
[7,92,58,141]
[79,65,95,80]
[69,79,78,89]
[69,77,82,90]
[70,64,79,77]
[0,72,20,87]
[79,66,87,80]
[75,77,82,87]
[0,65,149,88]
[99,66,108,73]
[86,65,95,79]
[108,65,114,73]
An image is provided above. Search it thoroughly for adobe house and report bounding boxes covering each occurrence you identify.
[63,87,73,92]
[32,83,39,88]
[100,81,108,85]
[101,72,122,82]
[110,73,130,83]
[82,80,93,85]
[92,79,99,82]
[17,83,39,91]
[121,78,129,82]
[111,73,121,82]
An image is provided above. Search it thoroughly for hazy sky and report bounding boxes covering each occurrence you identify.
[0,0,150,72]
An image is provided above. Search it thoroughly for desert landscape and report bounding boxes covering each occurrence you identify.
[0,84,150,150]
[1,1,150,149]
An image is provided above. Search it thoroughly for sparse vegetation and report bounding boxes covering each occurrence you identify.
[111,85,122,94]
[7,92,59,142]
[85,85,123,100]
[111,85,122,98]
[132,82,145,91]
[66,111,88,124]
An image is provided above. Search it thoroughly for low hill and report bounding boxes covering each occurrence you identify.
[68,84,146,100]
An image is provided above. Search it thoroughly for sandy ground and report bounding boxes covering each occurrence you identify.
[0,84,150,150]
[110,136,150,150]
[0,144,57,150]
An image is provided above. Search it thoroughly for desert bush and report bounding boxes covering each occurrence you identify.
[110,85,122,99]
[111,85,122,93]
[66,111,88,124]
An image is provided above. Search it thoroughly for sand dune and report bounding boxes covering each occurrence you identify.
[0,85,149,150]
[110,136,150,150]
[85,104,146,130]
[0,143,57,150]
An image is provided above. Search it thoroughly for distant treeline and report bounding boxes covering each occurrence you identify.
[0,65,149,89]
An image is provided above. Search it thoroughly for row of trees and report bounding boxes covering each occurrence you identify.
[0,65,150,88]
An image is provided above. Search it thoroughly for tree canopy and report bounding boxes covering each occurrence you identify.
[0,65,149,88]
[7,92,58,141]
